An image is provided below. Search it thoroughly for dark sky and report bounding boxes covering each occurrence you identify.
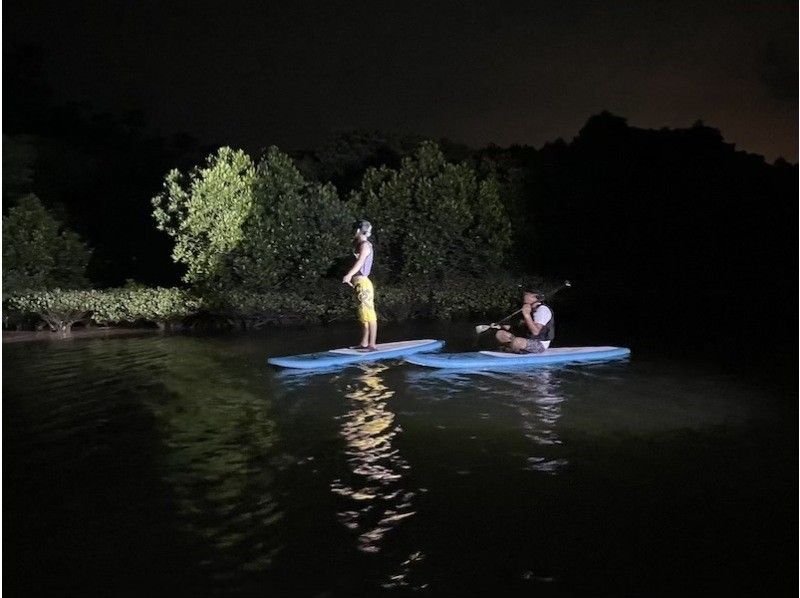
[4,0,798,161]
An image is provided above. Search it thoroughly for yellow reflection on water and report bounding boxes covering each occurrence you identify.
[330,363,416,556]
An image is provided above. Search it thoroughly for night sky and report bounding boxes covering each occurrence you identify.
[4,0,798,161]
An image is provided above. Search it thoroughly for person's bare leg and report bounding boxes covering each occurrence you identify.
[368,320,378,348]
[495,330,513,345]
[359,322,369,348]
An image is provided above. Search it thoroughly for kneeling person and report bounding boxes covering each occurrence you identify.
[495,288,554,354]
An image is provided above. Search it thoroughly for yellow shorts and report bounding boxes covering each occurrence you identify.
[354,277,377,324]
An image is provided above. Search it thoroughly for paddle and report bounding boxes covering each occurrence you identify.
[474,280,572,335]
[474,308,522,335]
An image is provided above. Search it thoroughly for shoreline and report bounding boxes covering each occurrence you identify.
[2,328,161,344]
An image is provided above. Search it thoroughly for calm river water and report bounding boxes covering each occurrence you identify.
[3,321,796,597]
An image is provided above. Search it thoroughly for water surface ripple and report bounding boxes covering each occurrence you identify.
[3,325,795,596]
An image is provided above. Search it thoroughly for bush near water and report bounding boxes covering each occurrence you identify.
[3,277,541,333]
[4,141,535,334]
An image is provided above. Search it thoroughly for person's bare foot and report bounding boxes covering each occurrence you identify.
[349,345,369,350]
[362,345,378,352]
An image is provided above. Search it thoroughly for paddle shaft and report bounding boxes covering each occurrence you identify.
[497,308,523,325]
[475,308,521,335]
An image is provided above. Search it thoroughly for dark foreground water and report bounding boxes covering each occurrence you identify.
[3,322,796,597]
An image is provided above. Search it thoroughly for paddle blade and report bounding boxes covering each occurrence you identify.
[475,324,500,334]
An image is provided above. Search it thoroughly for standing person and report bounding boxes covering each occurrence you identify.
[342,220,377,351]
[495,287,554,353]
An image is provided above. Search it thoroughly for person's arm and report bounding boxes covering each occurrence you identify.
[342,243,372,284]
[521,304,544,336]
[522,315,543,336]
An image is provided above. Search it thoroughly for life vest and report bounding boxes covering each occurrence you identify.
[532,303,555,341]
[516,303,554,341]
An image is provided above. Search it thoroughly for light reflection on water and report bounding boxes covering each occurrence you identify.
[3,337,286,596]
[327,363,427,590]
[406,367,569,474]
[140,343,284,586]
[498,370,569,474]
[4,329,794,596]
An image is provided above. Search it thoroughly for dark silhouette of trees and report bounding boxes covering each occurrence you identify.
[513,111,797,363]
[3,45,213,287]
[292,130,474,197]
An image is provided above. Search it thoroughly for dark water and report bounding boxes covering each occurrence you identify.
[3,322,796,597]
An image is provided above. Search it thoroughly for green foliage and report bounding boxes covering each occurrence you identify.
[205,276,533,325]
[304,279,361,324]
[206,288,325,327]
[425,277,529,320]
[348,141,512,282]
[470,146,538,267]
[372,277,538,322]
[153,146,351,292]
[90,286,202,327]
[2,276,547,333]
[2,194,92,293]
[5,287,201,332]
[152,147,256,291]
[377,283,433,322]
[231,147,351,290]
[5,289,99,333]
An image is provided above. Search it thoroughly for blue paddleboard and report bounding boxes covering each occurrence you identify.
[268,339,445,369]
[404,346,630,370]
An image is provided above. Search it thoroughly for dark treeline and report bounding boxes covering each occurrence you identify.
[4,46,212,286]
[468,114,797,370]
[4,45,797,371]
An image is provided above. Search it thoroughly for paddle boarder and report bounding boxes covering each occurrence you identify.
[495,287,554,353]
[342,220,378,351]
